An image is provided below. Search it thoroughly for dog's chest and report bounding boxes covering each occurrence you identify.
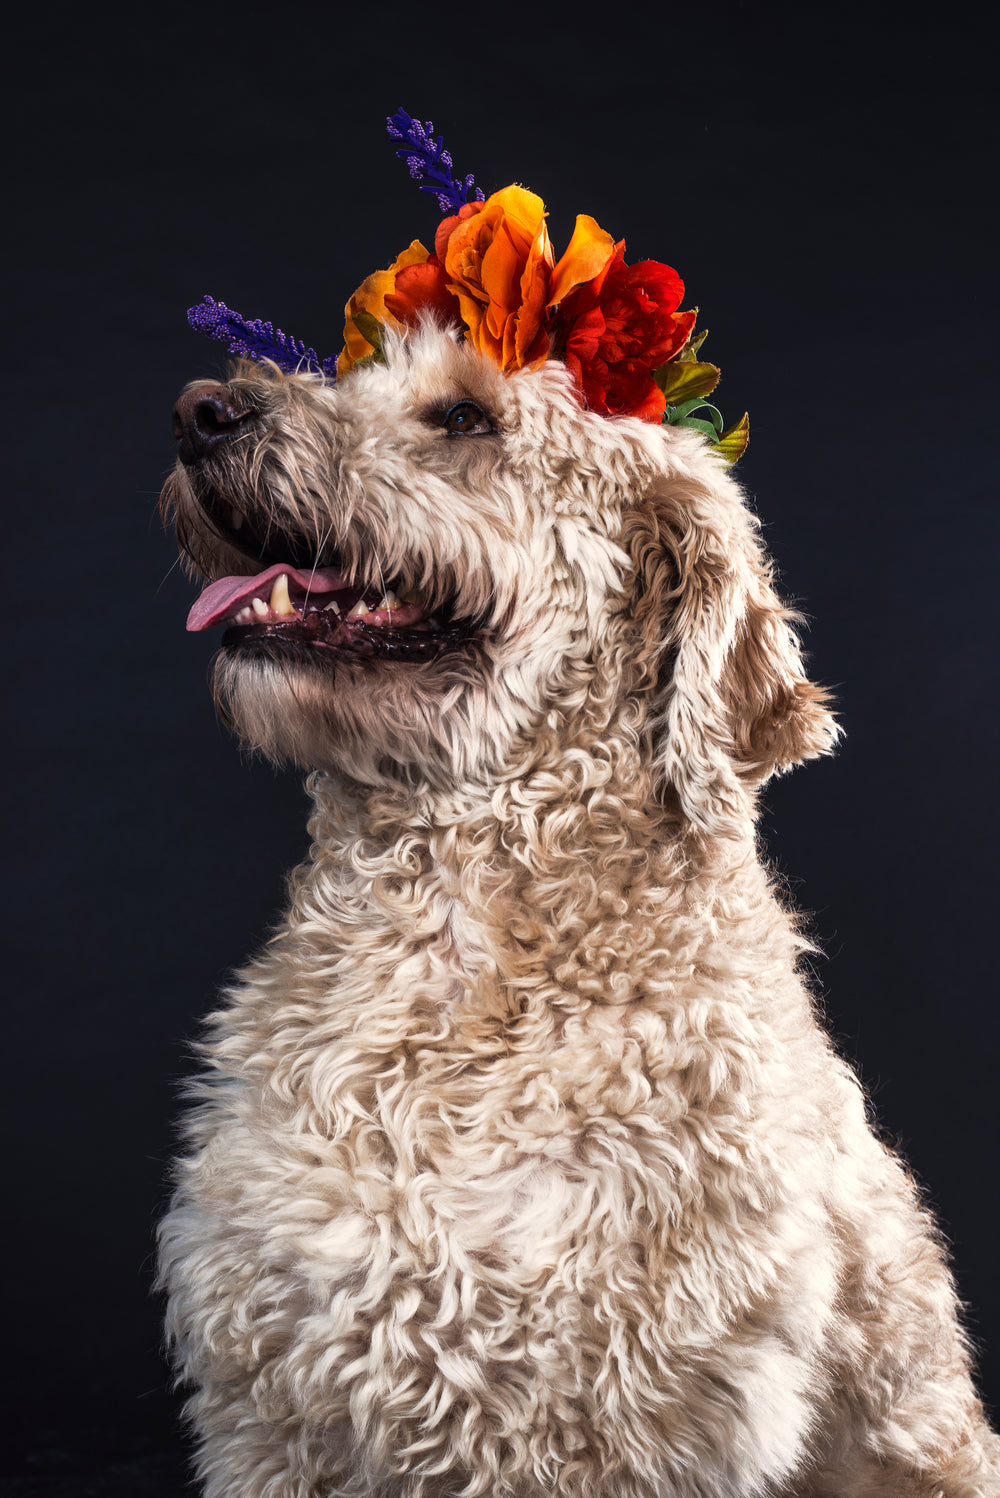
[228,886,781,1324]
[176,860,839,1491]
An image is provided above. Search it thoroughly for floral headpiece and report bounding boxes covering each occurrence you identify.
[189,111,748,462]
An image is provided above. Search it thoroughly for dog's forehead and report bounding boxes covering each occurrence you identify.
[338,326,517,418]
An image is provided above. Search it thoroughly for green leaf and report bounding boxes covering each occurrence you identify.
[676,321,709,363]
[714,412,750,466]
[678,417,724,440]
[665,399,724,432]
[351,309,387,357]
[654,358,721,404]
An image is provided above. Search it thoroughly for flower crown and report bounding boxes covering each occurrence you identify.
[188,110,748,463]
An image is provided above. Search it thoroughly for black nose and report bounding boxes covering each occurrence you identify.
[172,385,250,465]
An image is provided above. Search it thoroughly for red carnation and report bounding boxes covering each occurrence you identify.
[553,245,695,421]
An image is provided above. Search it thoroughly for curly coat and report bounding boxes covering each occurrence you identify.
[158,325,1000,1498]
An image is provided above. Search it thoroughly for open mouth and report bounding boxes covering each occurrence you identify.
[187,561,476,662]
[177,465,490,661]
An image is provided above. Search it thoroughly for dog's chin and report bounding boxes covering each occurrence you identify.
[211,635,494,785]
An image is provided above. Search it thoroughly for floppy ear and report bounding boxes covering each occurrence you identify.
[624,449,839,839]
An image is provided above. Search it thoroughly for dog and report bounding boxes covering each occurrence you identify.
[159,319,1000,1498]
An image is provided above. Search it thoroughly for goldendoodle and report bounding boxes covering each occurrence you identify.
[158,124,999,1498]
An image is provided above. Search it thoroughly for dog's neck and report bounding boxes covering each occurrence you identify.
[278,744,762,1014]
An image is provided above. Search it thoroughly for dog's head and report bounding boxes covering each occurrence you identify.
[163,323,837,833]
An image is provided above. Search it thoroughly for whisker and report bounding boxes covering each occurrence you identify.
[303,524,334,612]
[156,552,187,595]
[374,551,388,606]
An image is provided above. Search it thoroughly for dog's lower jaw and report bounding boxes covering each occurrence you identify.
[207,632,505,787]
[203,592,629,791]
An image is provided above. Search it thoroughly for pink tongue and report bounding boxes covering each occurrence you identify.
[186,564,348,632]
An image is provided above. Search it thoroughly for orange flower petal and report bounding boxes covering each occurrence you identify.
[481,223,526,310]
[487,185,549,242]
[516,235,554,366]
[434,200,484,263]
[548,216,617,308]
[383,258,461,329]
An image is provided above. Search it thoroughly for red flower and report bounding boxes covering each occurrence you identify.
[553,245,695,421]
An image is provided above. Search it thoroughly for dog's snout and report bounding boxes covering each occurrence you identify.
[173,385,250,465]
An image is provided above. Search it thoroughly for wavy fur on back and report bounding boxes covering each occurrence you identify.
[159,326,999,1498]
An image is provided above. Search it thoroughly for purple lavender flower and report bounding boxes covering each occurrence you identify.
[386,109,485,213]
[187,297,338,381]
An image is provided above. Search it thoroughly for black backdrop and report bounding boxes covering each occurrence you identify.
[6,2,998,1491]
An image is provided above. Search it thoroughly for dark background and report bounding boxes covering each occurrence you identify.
[6,2,998,1492]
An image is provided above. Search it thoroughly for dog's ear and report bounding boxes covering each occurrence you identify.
[624,454,839,838]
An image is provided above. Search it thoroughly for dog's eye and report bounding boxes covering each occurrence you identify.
[442,401,494,437]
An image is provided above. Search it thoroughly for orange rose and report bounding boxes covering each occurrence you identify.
[441,186,555,370]
[338,240,430,375]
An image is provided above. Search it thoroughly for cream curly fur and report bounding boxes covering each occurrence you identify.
[158,325,1000,1498]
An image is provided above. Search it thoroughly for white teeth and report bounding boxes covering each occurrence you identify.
[230,508,244,532]
[323,599,341,614]
[235,606,253,624]
[252,597,269,618]
[346,599,370,618]
[269,573,296,617]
